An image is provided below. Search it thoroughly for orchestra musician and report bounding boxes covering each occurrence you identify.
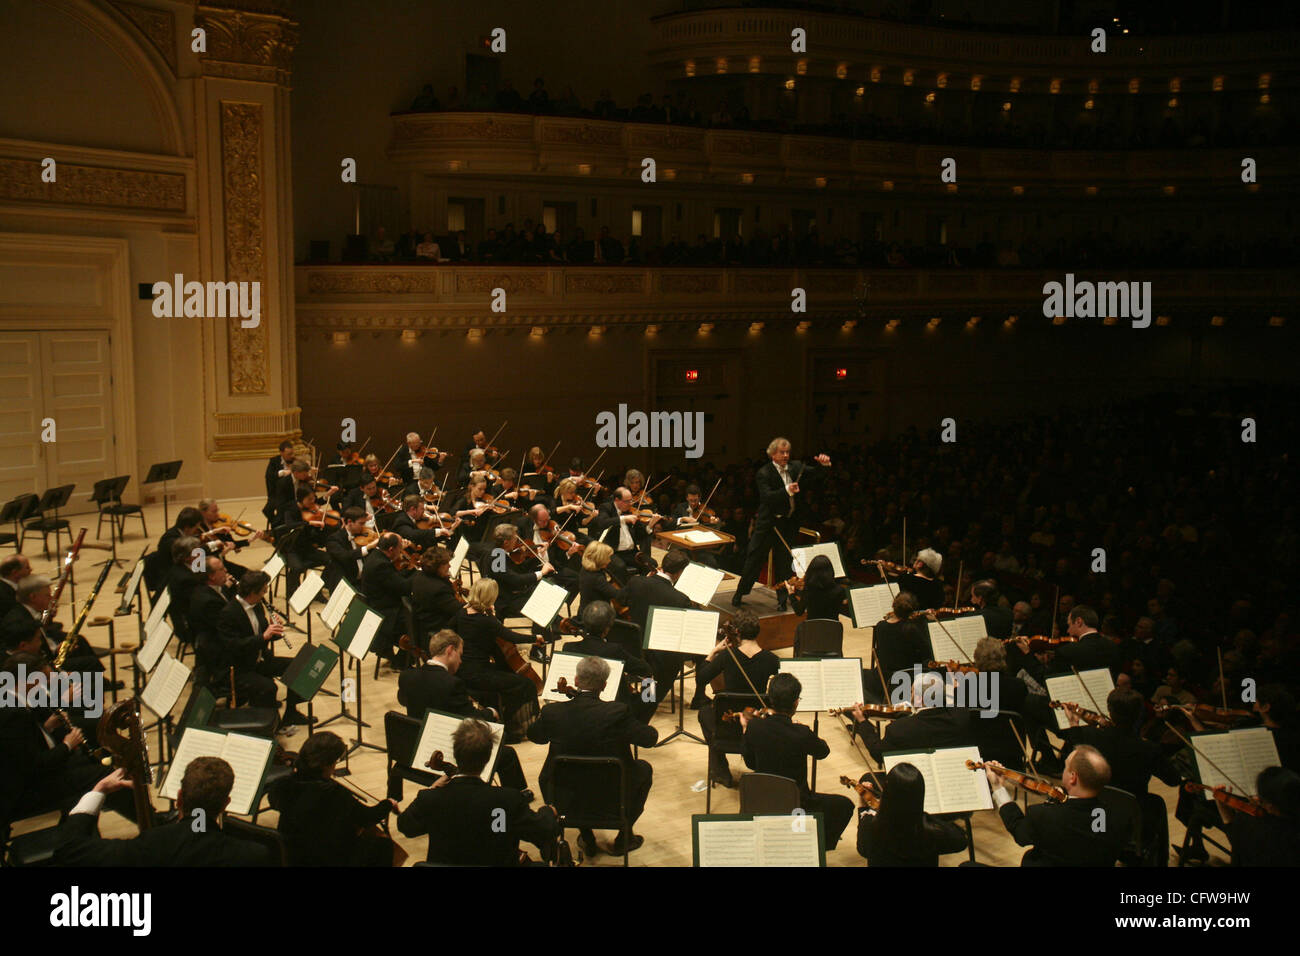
[623,548,700,708]
[457,448,490,488]
[483,523,555,620]
[594,486,656,580]
[520,446,557,503]
[216,571,314,727]
[323,507,372,591]
[739,672,855,850]
[848,671,975,763]
[401,466,441,505]
[732,437,831,611]
[450,476,495,545]
[898,549,945,612]
[577,541,622,611]
[285,486,331,595]
[969,579,1013,638]
[984,745,1126,866]
[397,629,531,794]
[410,547,462,651]
[391,494,453,549]
[527,656,658,857]
[360,532,415,667]
[668,484,722,529]
[197,498,259,580]
[560,600,654,721]
[855,762,970,866]
[520,503,583,591]
[1,576,106,677]
[398,718,558,866]
[789,554,848,620]
[273,460,315,527]
[189,556,235,694]
[340,474,388,526]
[696,608,781,787]
[451,578,539,740]
[872,591,930,688]
[0,553,32,618]
[400,432,446,485]
[1212,766,1300,866]
[263,439,295,524]
[267,731,399,866]
[553,479,599,533]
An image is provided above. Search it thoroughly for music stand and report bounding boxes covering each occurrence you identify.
[91,475,132,568]
[143,460,183,528]
[34,484,75,561]
[0,496,25,546]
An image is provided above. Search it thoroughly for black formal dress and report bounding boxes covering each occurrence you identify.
[873,618,931,680]
[696,646,781,778]
[451,608,539,737]
[398,776,558,865]
[856,807,968,866]
[791,583,848,621]
[897,573,944,612]
[527,691,658,825]
[578,568,622,610]
[267,775,394,866]
[741,712,854,850]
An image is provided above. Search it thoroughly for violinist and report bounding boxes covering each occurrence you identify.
[340,475,384,525]
[267,731,399,866]
[323,507,373,591]
[149,506,218,593]
[484,523,555,620]
[1213,766,1300,866]
[872,591,930,687]
[565,457,603,498]
[284,486,332,594]
[1059,685,1180,800]
[452,578,540,740]
[198,498,260,580]
[399,718,558,866]
[401,466,441,506]
[410,548,463,650]
[969,579,1013,638]
[363,452,402,491]
[969,638,1052,728]
[594,486,654,578]
[360,532,415,668]
[523,503,583,591]
[1040,606,1119,675]
[696,609,780,787]
[560,601,654,720]
[984,745,1126,867]
[450,476,494,544]
[897,548,945,613]
[855,762,968,867]
[788,554,848,621]
[739,672,855,850]
[490,466,524,503]
[733,437,831,612]
[519,446,556,502]
[391,494,452,549]
[273,460,314,527]
[668,484,717,528]
[457,448,489,487]
[848,671,974,764]
[1257,684,1300,772]
[553,479,599,531]
[527,657,657,857]
[625,549,702,708]
[465,429,502,465]
[578,541,622,610]
[401,432,444,484]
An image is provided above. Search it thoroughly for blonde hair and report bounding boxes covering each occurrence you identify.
[467,578,498,612]
[582,541,613,571]
[766,436,791,456]
[557,479,577,497]
[364,453,380,467]
[429,629,463,657]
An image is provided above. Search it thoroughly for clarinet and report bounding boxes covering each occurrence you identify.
[263,600,293,652]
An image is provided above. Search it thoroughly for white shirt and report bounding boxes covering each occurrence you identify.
[616,511,633,551]
[237,596,260,636]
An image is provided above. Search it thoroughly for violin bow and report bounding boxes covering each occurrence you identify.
[953,561,963,608]
[482,420,508,459]
[1218,647,1230,713]
[696,477,723,522]
[537,441,561,474]
[901,516,907,571]
[552,469,605,538]
[582,447,608,487]
[357,435,372,456]
[926,609,974,664]
[1050,585,1061,639]
[1069,665,1107,718]
[380,442,404,476]
[875,560,898,600]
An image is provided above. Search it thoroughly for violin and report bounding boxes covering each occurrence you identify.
[687,503,721,526]
[783,575,805,592]
[1154,701,1256,727]
[966,760,1067,803]
[720,705,776,722]
[369,490,398,514]
[1183,782,1276,817]
[1051,700,1112,727]
[928,660,980,674]
[840,775,881,810]
[908,606,977,621]
[554,676,583,698]
[398,633,429,665]
[537,524,583,557]
[426,750,458,775]
[301,503,342,529]
[872,560,914,577]
[372,468,404,488]
[350,527,379,549]
[829,702,914,719]
[214,512,258,537]
[1001,634,1081,653]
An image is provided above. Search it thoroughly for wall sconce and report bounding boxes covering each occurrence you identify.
[796,320,811,332]
[740,173,754,184]
[1212,76,1224,91]
[966,316,981,329]
[902,70,914,86]
[1011,185,1024,196]
[1003,315,1018,329]
[684,60,695,77]
[841,319,857,332]
[814,177,827,188]
[715,58,727,74]
[796,60,807,75]
[1008,77,1020,93]
[1128,78,1140,94]
[884,319,900,332]
[748,322,765,334]
[644,324,659,336]
[1268,316,1285,327]
[466,328,484,340]
[870,67,881,83]
[855,86,866,96]
[881,180,894,191]
[330,331,351,346]
[589,325,605,336]
[400,329,420,343]
[530,326,547,338]
[835,63,848,80]
[970,75,982,91]
[697,322,714,334]
[1210,315,1225,326]
[749,56,761,73]
[936,72,947,89]
[1050,78,1061,94]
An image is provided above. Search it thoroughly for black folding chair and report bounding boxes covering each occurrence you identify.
[222,816,288,865]
[383,710,438,802]
[552,756,631,866]
[0,495,36,549]
[737,772,801,814]
[707,691,769,811]
[91,475,146,542]
[21,485,75,558]
[794,618,844,658]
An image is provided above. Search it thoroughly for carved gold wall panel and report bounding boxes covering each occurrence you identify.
[220,101,268,395]
[0,157,185,211]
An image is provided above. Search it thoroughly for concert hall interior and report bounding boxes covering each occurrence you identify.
[1,0,1298,876]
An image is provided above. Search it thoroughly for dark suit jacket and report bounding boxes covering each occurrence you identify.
[411,573,461,644]
[1059,724,1180,796]
[360,550,413,618]
[216,597,269,670]
[1052,632,1120,675]
[398,663,492,719]
[753,459,825,529]
[592,503,649,553]
[188,584,231,677]
[323,526,365,588]
[561,635,650,679]
[0,707,74,820]
[54,813,272,866]
[265,455,290,501]
[578,568,621,609]
[741,712,827,800]
[998,796,1124,866]
[527,693,658,800]
[0,580,18,619]
[977,605,1014,639]
[856,808,968,866]
[398,776,556,865]
[390,511,443,550]
[854,707,976,763]
[621,571,692,638]
[266,776,391,866]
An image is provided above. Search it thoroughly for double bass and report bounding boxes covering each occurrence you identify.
[97,698,154,829]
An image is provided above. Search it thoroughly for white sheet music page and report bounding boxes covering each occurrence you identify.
[755,814,821,867]
[884,746,992,814]
[136,618,172,675]
[1044,669,1115,730]
[779,659,826,711]
[411,709,503,783]
[818,658,865,712]
[123,557,146,606]
[521,578,568,627]
[848,584,893,628]
[320,579,355,631]
[543,651,624,702]
[345,609,382,660]
[449,536,470,578]
[646,607,719,654]
[791,542,844,578]
[160,728,227,801]
[260,554,285,580]
[289,570,325,616]
[681,529,724,545]
[674,562,725,605]
[143,587,170,637]
[1192,727,1279,798]
[220,733,275,816]
[926,616,986,664]
[141,653,191,719]
[696,820,759,867]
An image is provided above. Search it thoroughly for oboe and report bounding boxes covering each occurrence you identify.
[263,600,293,652]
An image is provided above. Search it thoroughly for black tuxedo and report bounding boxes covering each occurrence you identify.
[976,605,1014,639]
[390,511,445,550]
[741,712,854,849]
[527,692,658,823]
[188,584,232,682]
[410,572,460,647]
[0,706,115,822]
[398,776,557,865]
[622,571,697,702]
[853,707,976,763]
[267,776,393,866]
[998,795,1125,866]
[361,550,414,660]
[264,455,292,519]
[736,458,826,598]
[898,573,944,612]
[1051,632,1120,675]
[396,662,527,790]
[216,598,299,714]
[1059,724,1180,797]
[323,526,365,591]
[593,503,650,568]
[55,813,271,866]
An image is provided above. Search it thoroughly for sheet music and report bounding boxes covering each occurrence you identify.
[543,651,624,702]
[143,587,170,637]
[122,557,146,607]
[220,733,275,816]
[320,579,355,630]
[926,615,986,663]
[136,617,172,675]
[674,562,725,605]
[681,529,725,545]
[141,653,191,719]
[289,570,324,616]
[778,658,863,712]
[791,542,844,578]
[521,578,568,627]
[696,820,759,867]
[449,536,470,578]
[645,607,720,654]
[1192,727,1279,798]
[260,554,285,580]
[345,609,382,660]
[848,584,893,628]
[411,709,502,783]
[160,727,227,800]
[754,814,821,867]
[884,746,992,814]
[1044,669,1116,730]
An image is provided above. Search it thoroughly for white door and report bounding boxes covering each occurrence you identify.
[0,332,44,503]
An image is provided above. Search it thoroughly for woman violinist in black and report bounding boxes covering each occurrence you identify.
[788,554,848,620]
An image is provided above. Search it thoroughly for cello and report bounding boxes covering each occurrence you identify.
[97,698,154,829]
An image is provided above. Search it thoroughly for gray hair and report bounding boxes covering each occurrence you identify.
[198,498,217,511]
[16,575,51,601]
[766,436,791,456]
[418,467,435,481]
[172,535,202,564]
[470,449,486,464]
[579,600,615,638]
[916,548,942,575]
[575,656,610,691]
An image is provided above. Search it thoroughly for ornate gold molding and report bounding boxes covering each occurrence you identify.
[220,101,268,395]
[454,271,546,294]
[110,1,177,73]
[212,405,301,459]
[0,156,185,212]
[196,5,298,84]
[308,271,443,295]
